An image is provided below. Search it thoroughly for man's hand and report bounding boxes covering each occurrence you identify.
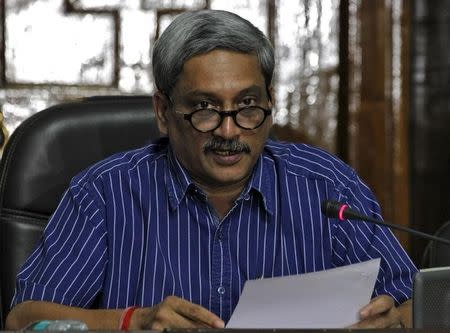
[6,298,224,331]
[130,296,225,330]
[349,295,409,329]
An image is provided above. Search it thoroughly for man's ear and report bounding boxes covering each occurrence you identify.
[266,85,275,131]
[267,85,275,108]
[152,91,170,135]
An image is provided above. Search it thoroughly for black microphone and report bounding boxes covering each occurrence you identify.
[321,200,450,246]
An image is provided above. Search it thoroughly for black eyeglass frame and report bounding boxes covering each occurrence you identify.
[174,106,272,133]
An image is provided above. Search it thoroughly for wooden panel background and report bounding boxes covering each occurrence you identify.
[346,0,411,253]
[410,0,450,265]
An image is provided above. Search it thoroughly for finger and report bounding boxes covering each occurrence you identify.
[359,295,394,319]
[351,297,401,329]
[349,313,394,329]
[171,310,221,329]
[390,322,403,328]
[166,296,225,328]
[149,303,215,330]
[178,301,224,328]
[165,310,213,329]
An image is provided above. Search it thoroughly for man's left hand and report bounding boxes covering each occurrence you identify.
[349,295,404,329]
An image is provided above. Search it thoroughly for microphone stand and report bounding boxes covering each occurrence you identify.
[349,214,450,247]
[322,200,450,247]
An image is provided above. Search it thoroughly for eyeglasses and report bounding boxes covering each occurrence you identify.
[173,106,272,133]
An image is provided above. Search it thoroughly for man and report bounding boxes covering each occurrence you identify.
[6,9,417,330]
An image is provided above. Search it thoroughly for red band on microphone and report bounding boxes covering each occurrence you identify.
[338,204,348,221]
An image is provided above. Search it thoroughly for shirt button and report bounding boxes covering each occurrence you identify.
[217,286,225,294]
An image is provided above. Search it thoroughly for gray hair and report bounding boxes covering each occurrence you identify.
[152,10,275,96]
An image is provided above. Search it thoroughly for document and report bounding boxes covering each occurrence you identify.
[226,258,380,329]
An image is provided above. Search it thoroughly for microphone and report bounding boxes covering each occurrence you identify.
[321,200,450,246]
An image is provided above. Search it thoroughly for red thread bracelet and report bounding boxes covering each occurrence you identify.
[119,306,138,331]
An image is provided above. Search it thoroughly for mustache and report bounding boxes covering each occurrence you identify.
[203,137,251,154]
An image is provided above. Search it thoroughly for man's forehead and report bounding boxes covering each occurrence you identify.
[172,50,266,96]
[182,85,264,98]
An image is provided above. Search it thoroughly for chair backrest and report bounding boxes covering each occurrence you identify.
[0,95,159,326]
[421,221,450,268]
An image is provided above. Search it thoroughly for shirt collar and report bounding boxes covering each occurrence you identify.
[165,144,275,215]
[165,147,199,209]
[245,151,275,215]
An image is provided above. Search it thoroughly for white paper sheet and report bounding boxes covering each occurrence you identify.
[226,258,380,329]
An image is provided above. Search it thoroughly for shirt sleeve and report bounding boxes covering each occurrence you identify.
[331,170,418,305]
[11,179,108,309]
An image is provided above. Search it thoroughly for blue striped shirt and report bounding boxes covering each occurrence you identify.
[12,138,417,322]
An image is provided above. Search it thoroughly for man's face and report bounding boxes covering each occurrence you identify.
[154,50,273,192]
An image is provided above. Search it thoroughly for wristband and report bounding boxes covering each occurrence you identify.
[119,306,138,331]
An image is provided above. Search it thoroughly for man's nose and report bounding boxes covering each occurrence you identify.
[213,114,241,138]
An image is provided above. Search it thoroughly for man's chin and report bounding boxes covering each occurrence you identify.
[206,170,250,187]
[194,157,254,187]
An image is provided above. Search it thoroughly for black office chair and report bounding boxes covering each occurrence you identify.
[0,95,160,327]
[421,221,450,268]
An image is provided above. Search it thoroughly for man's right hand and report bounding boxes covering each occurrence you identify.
[130,296,225,330]
[6,298,224,331]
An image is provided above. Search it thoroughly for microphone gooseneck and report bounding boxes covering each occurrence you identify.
[321,200,450,247]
